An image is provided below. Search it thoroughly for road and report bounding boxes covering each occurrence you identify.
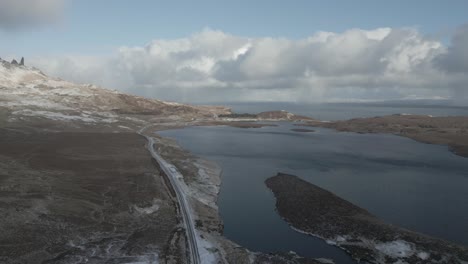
[139,127,201,264]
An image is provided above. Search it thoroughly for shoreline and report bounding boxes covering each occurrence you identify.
[150,122,335,263]
[297,115,468,158]
[147,116,468,262]
[149,128,255,263]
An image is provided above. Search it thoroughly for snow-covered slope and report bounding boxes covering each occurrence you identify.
[0,59,230,125]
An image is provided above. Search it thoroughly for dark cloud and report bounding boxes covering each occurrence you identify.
[0,0,64,30]
[435,24,468,73]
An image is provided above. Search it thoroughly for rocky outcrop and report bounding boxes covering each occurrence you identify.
[1,57,25,66]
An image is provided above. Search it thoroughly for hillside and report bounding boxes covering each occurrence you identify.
[0,59,328,264]
[0,59,231,128]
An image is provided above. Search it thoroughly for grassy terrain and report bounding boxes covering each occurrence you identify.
[0,128,184,263]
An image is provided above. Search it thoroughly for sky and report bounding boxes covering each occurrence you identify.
[1,0,468,104]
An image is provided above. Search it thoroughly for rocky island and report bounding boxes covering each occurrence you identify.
[291,128,315,133]
[266,173,468,264]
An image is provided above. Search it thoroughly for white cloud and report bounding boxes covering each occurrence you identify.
[0,0,64,30]
[29,26,468,104]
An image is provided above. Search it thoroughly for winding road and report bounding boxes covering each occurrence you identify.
[138,127,201,264]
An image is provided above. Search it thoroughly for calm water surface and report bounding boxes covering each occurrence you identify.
[159,122,468,263]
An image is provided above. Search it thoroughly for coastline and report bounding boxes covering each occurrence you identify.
[150,128,256,263]
[147,117,468,263]
[150,123,334,263]
[298,115,468,158]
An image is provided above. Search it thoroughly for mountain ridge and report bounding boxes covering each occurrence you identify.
[0,58,232,127]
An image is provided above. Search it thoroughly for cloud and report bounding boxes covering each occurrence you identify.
[30,26,468,104]
[0,0,64,30]
[432,24,468,101]
[435,24,468,73]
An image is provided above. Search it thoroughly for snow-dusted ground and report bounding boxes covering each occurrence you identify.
[152,144,258,264]
[133,199,162,215]
[292,227,441,264]
[141,132,204,264]
[190,159,222,209]
[171,159,223,264]
[11,109,118,123]
[0,61,118,123]
[153,152,223,264]
[139,121,235,263]
[1,61,101,108]
[1,60,227,126]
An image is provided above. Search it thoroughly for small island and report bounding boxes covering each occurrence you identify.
[265,173,468,264]
[291,128,315,133]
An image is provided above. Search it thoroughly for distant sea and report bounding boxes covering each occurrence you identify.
[218,101,468,120]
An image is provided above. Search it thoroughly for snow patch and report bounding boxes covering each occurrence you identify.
[189,159,221,209]
[112,254,159,264]
[392,260,409,264]
[417,251,430,260]
[196,232,219,264]
[375,240,414,258]
[134,199,161,214]
[12,110,117,123]
[163,101,183,106]
[335,235,347,242]
[13,110,96,122]
[316,258,335,264]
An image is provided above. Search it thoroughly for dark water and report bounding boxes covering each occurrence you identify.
[223,102,468,121]
[159,123,468,263]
